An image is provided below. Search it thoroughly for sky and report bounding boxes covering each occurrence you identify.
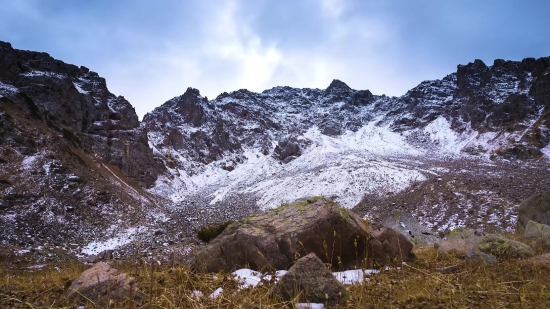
[1,0,550,119]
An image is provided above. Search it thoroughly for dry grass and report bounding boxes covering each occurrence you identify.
[2,247,550,308]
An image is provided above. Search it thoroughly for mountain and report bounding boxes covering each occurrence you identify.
[2,40,550,261]
[0,41,167,258]
[142,56,550,214]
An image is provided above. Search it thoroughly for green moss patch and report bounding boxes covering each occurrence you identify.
[196,221,234,243]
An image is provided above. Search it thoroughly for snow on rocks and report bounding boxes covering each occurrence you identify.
[0,81,18,95]
[81,226,146,256]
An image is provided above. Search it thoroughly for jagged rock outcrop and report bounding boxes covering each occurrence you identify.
[273,137,303,163]
[0,41,164,187]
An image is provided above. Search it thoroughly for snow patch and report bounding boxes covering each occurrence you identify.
[0,81,18,95]
[73,82,88,94]
[22,155,39,170]
[81,227,145,255]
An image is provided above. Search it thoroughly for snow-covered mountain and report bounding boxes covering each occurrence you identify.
[143,56,550,210]
[2,40,550,260]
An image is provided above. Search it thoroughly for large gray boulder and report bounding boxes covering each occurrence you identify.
[517,192,550,232]
[66,262,141,307]
[192,197,414,272]
[273,253,348,307]
[465,250,497,265]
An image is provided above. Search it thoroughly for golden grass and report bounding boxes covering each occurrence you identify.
[2,247,550,308]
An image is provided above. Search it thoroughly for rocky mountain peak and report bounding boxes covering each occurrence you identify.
[456,59,490,90]
[171,87,206,127]
[325,79,352,94]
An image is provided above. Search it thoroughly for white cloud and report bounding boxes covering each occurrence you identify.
[199,0,283,92]
[91,0,432,119]
[321,0,346,19]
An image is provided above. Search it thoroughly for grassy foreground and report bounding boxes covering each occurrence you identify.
[1,247,550,308]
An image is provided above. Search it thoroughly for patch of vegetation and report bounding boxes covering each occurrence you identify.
[268,203,289,215]
[62,128,82,147]
[339,207,351,223]
[294,196,325,214]
[3,245,550,308]
[447,227,473,240]
[196,221,234,243]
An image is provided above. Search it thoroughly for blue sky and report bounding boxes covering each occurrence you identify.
[1,0,549,118]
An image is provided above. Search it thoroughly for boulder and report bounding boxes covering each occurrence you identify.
[524,220,550,239]
[66,262,141,306]
[437,228,486,256]
[517,192,550,232]
[520,220,550,250]
[465,250,497,265]
[477,236,534,260]
[368,224,415,262]
[273,253,347,307]
[85,249,114,264]
[437,228,534,260]
[192,197,413,272]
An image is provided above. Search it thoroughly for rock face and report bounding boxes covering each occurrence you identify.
[273,137,303,163]
[517,192,550,232]
[192,197,413,272]
[0,41,168,250]
[273,253,348,307]
[0,41,164,187]
[66,262,141,306]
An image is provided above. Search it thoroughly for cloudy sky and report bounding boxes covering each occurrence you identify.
[1,0,549,118]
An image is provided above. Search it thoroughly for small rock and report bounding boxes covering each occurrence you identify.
[435,264,462,273]
[273,253,347,307]
[66,262,141,306]
[465,250,497,265]
[524,220,550,239]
